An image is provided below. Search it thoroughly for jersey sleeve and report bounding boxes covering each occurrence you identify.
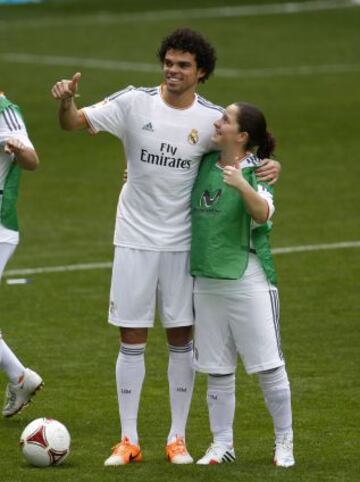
[81,86,135,140]
[251,182,275,229]
[0,108,34,150]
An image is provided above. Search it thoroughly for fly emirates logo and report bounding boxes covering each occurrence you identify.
[140,142,191,170]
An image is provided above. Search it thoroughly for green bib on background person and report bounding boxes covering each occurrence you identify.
[0,96,23,231]
[190,150,277,285]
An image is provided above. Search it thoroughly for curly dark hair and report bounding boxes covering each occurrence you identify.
[158,28,217,83]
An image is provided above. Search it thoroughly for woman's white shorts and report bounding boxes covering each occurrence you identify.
[193,254,285,375]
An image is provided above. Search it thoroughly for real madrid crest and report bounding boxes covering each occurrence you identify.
[188,128,199,145]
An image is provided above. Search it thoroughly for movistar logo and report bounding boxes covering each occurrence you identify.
[200,189,222,208]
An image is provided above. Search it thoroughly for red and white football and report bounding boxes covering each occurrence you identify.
[20,418,71,467]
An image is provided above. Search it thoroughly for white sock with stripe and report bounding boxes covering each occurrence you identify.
[167,342,195,443]
[116,343,146,445]
[207,373,235,448]
[0,337,25,384]
[258,366,293,440]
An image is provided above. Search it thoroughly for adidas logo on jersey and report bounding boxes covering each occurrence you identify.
[142,122,154,132]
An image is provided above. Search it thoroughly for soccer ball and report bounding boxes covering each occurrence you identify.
[20,418,71,467]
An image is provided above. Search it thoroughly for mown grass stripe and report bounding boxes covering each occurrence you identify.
[3,241,359,277]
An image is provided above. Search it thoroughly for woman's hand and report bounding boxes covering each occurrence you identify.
[223,165,245,189]
[4,138,27,156]
[4,138,39,171]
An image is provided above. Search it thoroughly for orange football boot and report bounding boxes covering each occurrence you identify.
[166,436,193,464]
[104,437,143,466]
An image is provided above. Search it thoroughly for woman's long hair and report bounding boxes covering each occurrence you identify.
[235,102,276,159]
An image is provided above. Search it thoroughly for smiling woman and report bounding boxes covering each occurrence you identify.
[191,101,295,467]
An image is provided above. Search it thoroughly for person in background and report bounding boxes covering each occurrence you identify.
[0,91,43,418]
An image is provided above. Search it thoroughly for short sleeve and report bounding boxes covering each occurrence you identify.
[251,183,275,228]
[0,107,34,150]
[81,86,135,140]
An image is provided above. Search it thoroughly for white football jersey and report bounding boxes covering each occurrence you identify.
[83,86,223,251]
[0,97,34,244]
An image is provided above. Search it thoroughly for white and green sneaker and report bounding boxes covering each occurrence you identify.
[3,368,43,417]
[197,443,235,465]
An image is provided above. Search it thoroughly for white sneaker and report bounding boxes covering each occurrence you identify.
[273,433,295,467]
[2,368,43,417]
[197,443,235,465]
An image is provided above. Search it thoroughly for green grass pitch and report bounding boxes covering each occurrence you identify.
[0,0,359,480]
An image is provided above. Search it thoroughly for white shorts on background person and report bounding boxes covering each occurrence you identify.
[108,247,194,328]
[0,229,18,280]
[193,254,285,375]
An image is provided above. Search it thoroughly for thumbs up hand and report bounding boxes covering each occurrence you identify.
[51,72,81,100]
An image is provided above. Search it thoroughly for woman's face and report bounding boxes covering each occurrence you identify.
[212,104,243,148]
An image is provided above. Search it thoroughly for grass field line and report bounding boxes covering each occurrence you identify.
[4,241,360,277]
[0,0,359,29]
[1,53,360,79]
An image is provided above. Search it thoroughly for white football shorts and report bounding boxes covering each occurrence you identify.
[193,254,285,375]
[108,247,194,328]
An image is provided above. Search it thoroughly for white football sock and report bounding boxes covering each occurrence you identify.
[0,337,25,384]
[258,366,293,439]
[116,343,146,445]
[207,373,236,448]
[167,342,195,443]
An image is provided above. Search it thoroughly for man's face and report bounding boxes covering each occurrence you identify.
[162,49,205,95]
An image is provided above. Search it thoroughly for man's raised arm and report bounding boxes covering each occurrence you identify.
[51,72,87,131]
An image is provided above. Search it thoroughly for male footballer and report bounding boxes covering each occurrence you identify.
[51,28,281,465]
